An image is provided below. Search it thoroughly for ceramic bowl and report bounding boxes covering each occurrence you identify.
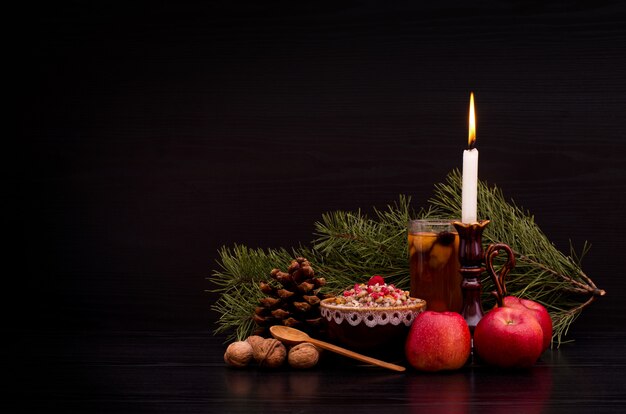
[319,298,426,353]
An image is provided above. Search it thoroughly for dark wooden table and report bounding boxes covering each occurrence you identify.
[13,328,626,413]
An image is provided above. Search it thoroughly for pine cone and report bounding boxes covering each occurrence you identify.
[253,257,331,337]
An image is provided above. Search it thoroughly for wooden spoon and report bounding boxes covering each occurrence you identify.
[269,325,406,372]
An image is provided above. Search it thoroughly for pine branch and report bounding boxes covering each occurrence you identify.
[209,245,298,342]
[209,173,604,346]
[313,196,417,290]
[429,170,605,345]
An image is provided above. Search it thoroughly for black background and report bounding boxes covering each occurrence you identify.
[11,1,626,411]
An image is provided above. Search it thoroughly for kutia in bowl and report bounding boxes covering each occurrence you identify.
[320,275,426,356]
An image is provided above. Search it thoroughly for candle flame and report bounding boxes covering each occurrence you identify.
[468,92,476,149]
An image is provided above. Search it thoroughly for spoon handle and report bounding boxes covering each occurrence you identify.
[306,338,406,372]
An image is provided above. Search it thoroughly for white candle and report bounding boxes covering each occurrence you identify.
[462,148,478,223]
[462,92,478,223]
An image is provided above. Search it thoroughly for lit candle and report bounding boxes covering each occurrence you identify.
[462,92,478,223]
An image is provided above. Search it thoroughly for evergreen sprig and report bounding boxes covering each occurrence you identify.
[210,245,297,341]
[312,196,428,291]
[429,170,605,344]
[209,171,604,345]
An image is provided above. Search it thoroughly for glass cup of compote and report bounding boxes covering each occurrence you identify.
[408,219,462,313]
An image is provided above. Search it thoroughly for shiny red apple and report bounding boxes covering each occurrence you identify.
[474,307,543,368]
[502,296,553,351]
[405,311,471,372]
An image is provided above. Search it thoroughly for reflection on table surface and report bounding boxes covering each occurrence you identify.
[13,331,626,413]
[222,351,555,413]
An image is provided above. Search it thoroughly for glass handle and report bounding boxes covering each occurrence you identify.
[485,243,516,307]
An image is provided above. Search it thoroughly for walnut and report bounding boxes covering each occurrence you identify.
[246,335,265,351]
[288,343,320,369]
[223,341,253,368]
[248,337,286,368]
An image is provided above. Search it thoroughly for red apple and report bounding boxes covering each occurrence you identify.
[474,307,543,368]
[502,296,553,351]
[405,311,471,372]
